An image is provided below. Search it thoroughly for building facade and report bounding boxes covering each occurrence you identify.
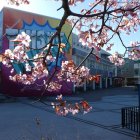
[134,60,140,85]
[132,46,140,83]
[118,46,140,86]
[134,61,140,78]
[72,33,115,92]
[117,58,136,86]
[0,7,72,96]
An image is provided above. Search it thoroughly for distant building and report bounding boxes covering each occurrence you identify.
[123,46,140,85]
[118,58,135,77]
[117,58,136,86]
[132,46,140,83]
[134,60,140,85]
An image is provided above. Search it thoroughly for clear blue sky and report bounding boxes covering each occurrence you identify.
[1,0,140,55]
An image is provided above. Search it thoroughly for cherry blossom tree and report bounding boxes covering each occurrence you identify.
[2,0,140,115]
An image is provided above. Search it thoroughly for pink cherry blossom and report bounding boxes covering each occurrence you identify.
[128,47,140,60]
[108,52,125,66]
[51,94,92,116]
[12,32,31,47]
[57,60,89,86]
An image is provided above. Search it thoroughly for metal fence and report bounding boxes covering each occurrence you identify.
[121,106,140,135]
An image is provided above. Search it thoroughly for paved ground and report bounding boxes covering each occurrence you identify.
[0,87,139,140]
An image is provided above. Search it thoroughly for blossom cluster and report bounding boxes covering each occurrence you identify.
[2,32,29,65]
[44,81,62,92]
[51,94,92,116]
[2,32,58,91]
[3,32,31,65]
[68,0,140,65]
[128,47,140,60]
[9,74,35,85]
[57,60,89,86]
[108,52,125,66]
[2,32,91,92]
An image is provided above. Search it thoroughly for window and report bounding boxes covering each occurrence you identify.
[134,68,139,76]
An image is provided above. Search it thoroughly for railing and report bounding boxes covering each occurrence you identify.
[122,106,140,135]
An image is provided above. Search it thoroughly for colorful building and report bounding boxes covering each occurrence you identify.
[0,7,72,96]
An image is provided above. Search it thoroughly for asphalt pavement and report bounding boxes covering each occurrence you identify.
[0,87,139,140]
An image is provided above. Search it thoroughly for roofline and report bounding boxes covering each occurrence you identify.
[1,6,61,21]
